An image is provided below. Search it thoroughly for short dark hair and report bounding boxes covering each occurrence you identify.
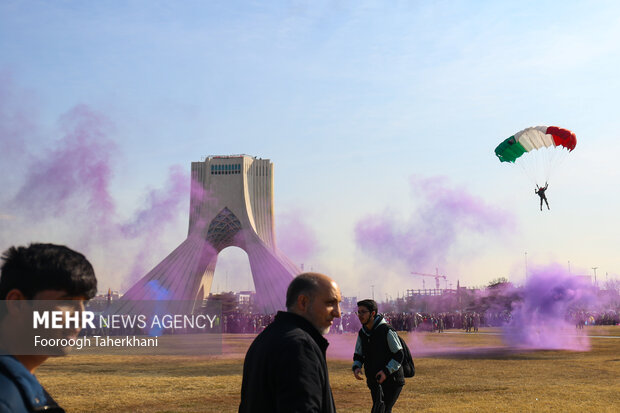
[285,273,322,310]
[0,243,97,300]
[357,299,378,315]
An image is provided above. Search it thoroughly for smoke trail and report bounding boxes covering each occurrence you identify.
[276,208,320,266]
[4,101,190,236]
[0,84,192,290]
[121,165,189,238]
[11,104,117,226]
[502,264,595,350]
[117,167,193,288]
[354,175,515,270]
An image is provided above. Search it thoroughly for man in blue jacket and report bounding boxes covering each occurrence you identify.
[239,272,342,413]
[353,299,405,413]
[0,243,97,413]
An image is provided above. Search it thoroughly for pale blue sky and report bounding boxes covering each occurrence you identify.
[1,1,619,300]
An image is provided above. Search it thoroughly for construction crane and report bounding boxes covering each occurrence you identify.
[411,268,447,290]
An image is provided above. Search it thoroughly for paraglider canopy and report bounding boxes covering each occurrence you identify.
[495,126,576,163]
[494,125,576,186]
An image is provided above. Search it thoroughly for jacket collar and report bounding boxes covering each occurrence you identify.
[275,311,329,354]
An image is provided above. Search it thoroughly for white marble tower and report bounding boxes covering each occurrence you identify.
[122,155,299,313]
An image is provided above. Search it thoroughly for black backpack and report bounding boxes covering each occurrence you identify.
[393,330,415,378]
[362,323,416,379]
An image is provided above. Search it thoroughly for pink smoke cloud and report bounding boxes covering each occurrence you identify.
[354,175,515,269]
[11,104,117,225]
[121,165,190,238]
[120,167,192,286]
[276,208,320,266]
[0,84,192,290]
[502,264,595,350]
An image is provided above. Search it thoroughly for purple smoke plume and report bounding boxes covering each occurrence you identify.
[6,102,190,240]
[502,264,595,351]
[120,173,201,288]
[0,86,192,290]
[119,166,191,285]
[276,208,320,266]
[121,165,190,238]
[355,175,515,269]
[11,104,117,226]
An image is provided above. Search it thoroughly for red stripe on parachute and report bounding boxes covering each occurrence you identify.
[547,126,577,151]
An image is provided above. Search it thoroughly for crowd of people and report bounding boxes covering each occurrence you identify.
[570,309,619,328]
[219,308,619,334]
[220,312,275,334]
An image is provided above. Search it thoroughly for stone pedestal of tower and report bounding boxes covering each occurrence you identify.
[122,155,299,313]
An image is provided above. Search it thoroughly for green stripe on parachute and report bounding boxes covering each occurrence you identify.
[495,136,527,163]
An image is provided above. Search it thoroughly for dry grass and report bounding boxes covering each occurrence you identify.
[36,326,620,412]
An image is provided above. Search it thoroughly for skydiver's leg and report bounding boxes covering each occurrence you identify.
[540,198,543,211]
[544,198,549,210]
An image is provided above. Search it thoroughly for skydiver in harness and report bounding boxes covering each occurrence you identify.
[535,182,549,211]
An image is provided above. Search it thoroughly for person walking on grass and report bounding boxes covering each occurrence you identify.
[352,299,405,413]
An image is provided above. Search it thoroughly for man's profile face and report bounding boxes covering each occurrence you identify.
[306,280,342,335]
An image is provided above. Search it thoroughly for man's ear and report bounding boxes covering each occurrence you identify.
[296,294,310,312]
[4,289,28,316]
[5,289,26,300]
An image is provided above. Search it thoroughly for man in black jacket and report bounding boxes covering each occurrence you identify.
[239,272,342,413]
[352,299,405,413]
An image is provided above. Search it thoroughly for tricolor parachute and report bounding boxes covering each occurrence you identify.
[495,126,576,185]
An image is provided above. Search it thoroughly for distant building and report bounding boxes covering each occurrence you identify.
[91,289,121,302]
[237,290,255,307]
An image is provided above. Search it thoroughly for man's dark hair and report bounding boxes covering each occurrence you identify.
[285,273,322,310]
[357,299,378,315]
[0,243,97,300]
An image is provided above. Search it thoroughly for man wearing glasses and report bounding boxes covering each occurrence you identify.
[352,299,405,413]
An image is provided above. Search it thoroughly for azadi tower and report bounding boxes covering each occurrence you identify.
[122,155,300,313]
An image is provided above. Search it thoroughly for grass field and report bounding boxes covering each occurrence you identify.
[37,326,620,412]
